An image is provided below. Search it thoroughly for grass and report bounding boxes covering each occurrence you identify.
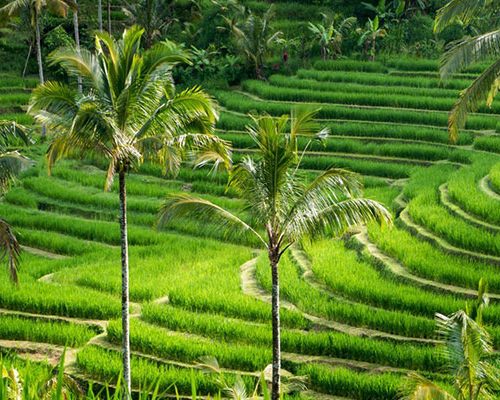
[218,114,474,145]
[0,314,98,347]
[368,224,500,293]
[222,131,470,164]
[77,346,256,395]
[269,75,461,99]
[242,79,495,113]
[489,163,500,193]
[303,239,500,346]
[297,363,402,400]
[408,189,500,257]
[313,60,388,73]
[141,304,445,372]
[255,252,438,339]
[447,158,500,225]
[215,90,497,130]
[296,69,471,90]
[107,319,271,372]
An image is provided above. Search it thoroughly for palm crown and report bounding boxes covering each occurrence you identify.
[28,25,230,187]
[160,108,391,251]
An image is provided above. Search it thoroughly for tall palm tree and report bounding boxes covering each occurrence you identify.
[0,121,31,284]
[28,26,230,395]
[159,108,392,400]
[226,6,282,79]
[0,0,77,138]
[402,281,500,400]
[434,0,499,143]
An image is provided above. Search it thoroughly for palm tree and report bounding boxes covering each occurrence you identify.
[0,121,31,284]
[0,0,77,138]
[402,281,500,399]
[28,25,230,395]
[308,14,357,60]
[434,0,500,143]
[226,6,282,79]
[122,0,173,49]
[357,16,387,61]
[159,108,392,400]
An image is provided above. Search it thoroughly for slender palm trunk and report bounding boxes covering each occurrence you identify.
[119,170,131,396]
[269,250,281,400]
[73,4,82,93]
[34,10,46,138]
[107,0,112,35]
[98,0,103,32]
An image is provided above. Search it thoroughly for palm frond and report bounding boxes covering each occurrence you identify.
[401,372,456,400]
[0,218,20,284]
[434,0,489,33]
[440,30,500,78]
[158,194,266,246]
[290,107,329,141]
[285,197,392,242]
[448,58,500,143]
[0,121,31,147]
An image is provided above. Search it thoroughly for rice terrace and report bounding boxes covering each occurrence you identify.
[0,0,499,399]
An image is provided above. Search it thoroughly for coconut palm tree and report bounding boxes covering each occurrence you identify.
[402,281,500,400]
[159,108,392,400]
[226,6,282,79]
[434,0,499,143]
[28,25,230,395]
[0,0,77,138]
[0,121,31,284]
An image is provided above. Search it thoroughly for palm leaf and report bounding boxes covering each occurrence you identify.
[440,30,500,78]
[434,0,490,33]
[0,218,20,284]
[448,58,500,143]
[158,194,266,246]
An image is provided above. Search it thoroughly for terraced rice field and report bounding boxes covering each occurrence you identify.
[2,57,500,399]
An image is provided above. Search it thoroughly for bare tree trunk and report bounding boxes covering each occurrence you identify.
[270,251,281,400]
[107,0,112,35]
[73,3,82,93]
[34,10,46,138]
[119,170,131,397]
[98,0,103,32]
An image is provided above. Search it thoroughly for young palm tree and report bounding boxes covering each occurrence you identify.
[402,281,500,400]
[159,108,392,400]
[226,6,282,79]
[28,26,230,395]
[434,0,499,143]
[0,121,31,284]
